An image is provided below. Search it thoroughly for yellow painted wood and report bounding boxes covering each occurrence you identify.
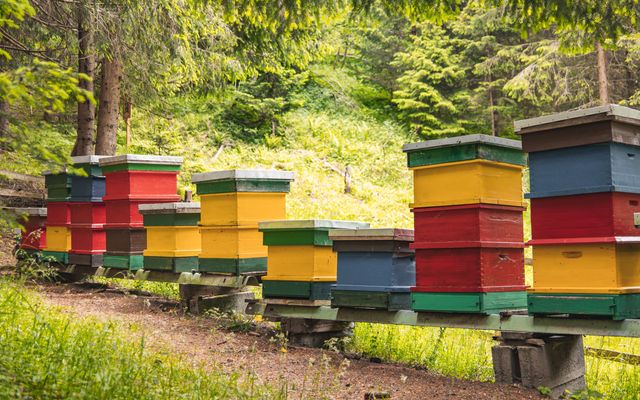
[263,245,337,282]
[45,226,71,252]
[531,243,640,294]
[199,225,266,259]
[144,226,201,257]
[410,160,525,208]
[200,192,287,226]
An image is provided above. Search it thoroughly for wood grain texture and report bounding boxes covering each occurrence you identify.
[103,170,179,201]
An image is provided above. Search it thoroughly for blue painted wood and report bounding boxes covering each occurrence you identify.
[528,142,640,198]
[70,176,106,202]
[334,252,415,292]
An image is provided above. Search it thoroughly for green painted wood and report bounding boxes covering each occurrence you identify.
[196,179,291,194]
[407,143,526,168]
[331,290,412,311]
[528,293,640,320]
[261,229,332,246]
[143,256,199,272]
[46,190,71,201]
[411,291,527,314]
[45,173,72,188]
[197,257,267,275]
[41,251,68,264]
[74,164,103,177]
[103,254,144,270]
[142,213,200,227]
[263,280,334,300]
[100,163,181,173]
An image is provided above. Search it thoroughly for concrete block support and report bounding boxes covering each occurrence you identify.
[281,318,353,348]
[179,284,254,314]
[492,333,586,399]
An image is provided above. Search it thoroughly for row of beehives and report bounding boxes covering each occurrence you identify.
[17,103,640,319]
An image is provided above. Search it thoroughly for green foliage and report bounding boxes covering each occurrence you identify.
[0,278,286,399]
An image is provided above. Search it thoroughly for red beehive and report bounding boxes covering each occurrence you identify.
[531,192,640,242]
[46,202,71,226]
[17,208,47,251]
[69,227,106,254]
[70,202,106,227]
[103,170,180,201]
[411,246,526,293]
[104,198,178,228]
[412,204,524,246]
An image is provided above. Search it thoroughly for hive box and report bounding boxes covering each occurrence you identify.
[69,227,105,254]
[68,253,103,267]
[411,246,526,293]
[410,160,524,208]
[100,155,182,201]
[198,225,267,274]
[515,104,640,153]
[403,134,526,168]
[46,202,70,226]
[105,228,146,254]
[140,202,201,272]
[69,155,107,202]
[260,220,369,300]
[530,238,640,294]
[527,293,640,320]
[412,204,524,247]
[43,171,72,201]
[193,169,294,226]
[16,208,47,252]
[530,192,640,241]
[44,226,71,252]
[528,142,640,198]
[70,202,106,226]
[330,228,415,310]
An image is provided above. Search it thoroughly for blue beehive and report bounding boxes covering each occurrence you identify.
[70,156,107,202]
[528,142,640,198]
[330,228,415,310]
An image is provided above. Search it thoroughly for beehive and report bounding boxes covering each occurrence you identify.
[412,204,524,246]
[528,142,640,198]
[140,202,201,272]
[44,226,71,252]
[260,220,369,300]
[193,169,295,275]
[46,202,70,225]
[43,171,72,201]
[330,228,415,310]
[100,155,182,270]
[16,208,47,253]
[69,155,107,202]
[515,104,640,153]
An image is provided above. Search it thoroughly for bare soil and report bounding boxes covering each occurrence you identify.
[33,281,543,400]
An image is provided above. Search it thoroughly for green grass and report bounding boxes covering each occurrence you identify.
[0,277,286,399]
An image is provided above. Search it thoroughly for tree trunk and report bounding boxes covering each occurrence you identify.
[73,5,96,156]
[488,72,497,136]
[596,41,609,105]
[95,57,122,155]
[123,98,132,148]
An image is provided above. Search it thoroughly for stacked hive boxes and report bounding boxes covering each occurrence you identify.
[259,220,369,300]
[16,208,47,256]
[404,134,528,314]
[140,202,201,272]
[41,170,72,263]
[68,156,107,267]
[192,170,294,275]
[330,228,415,310]
[517,105,640,319]
[99,155,183,270]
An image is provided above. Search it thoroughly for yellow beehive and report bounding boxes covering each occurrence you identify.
[143,226,200,258]
[410,159,524,208]
[530,242,640,294]
[262,245,337,282]
[45,225,71,251]
[199,225,266,259]
[199,192,287,226]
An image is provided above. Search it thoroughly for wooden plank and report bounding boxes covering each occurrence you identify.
[0,188,44,199]
[0,169,44,184]
[265,298,331,306]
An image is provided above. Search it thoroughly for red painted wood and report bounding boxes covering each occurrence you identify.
[412,204,524,246]
[104,198,177,228]
[412,247,525,293]
[531,192,640,240]
[20,216,47,250]
[103,170,179,201]
[46,202,71,225]
[70,202,106,227]
[70,227,106,254]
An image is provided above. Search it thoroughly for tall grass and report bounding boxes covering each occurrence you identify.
[0,277,285,399]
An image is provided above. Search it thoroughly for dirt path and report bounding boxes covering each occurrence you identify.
[34,281,542,400]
